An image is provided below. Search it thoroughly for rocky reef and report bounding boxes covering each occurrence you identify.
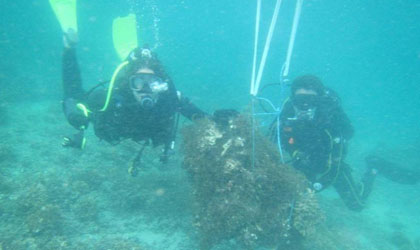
[182,116,324,249]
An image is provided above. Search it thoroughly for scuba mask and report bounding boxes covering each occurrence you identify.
[129,74,169,93]
[129,73,169,109]
[291,94,320,121]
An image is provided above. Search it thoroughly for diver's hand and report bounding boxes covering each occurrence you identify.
[67,112,89,130]
[212,109,239,126]
[62,130,86,149]
[63,98,89,130]
[63,28,78,48]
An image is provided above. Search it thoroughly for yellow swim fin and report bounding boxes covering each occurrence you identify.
[112,14,139,61]
[49,0,78,33]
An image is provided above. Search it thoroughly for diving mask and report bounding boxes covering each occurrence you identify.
[292,94,319,111]
[129,74,169,94]
[129,74,168,109]
[291,94,319,121]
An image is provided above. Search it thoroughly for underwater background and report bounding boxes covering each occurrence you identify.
[1,0,419,249]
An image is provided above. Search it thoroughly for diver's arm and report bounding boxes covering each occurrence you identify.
[324,91,354,140]
[62,46,89,130]
[62,48,84,100]
[333,105,354,140]
[279,102,298,156]
[178,95,207,121]
[60,38,90,150]
[62,31,94,130]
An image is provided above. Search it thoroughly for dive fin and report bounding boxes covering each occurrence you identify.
[365,155,420,185]
[112,14,139,61]
[49,0,78,33]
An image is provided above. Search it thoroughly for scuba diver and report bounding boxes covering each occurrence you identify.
[61,32,205,168]
[50,1,211,176]
[269,75,377,211]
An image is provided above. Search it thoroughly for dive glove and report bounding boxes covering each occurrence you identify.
[63,98,89,130]
[62,130,86,149]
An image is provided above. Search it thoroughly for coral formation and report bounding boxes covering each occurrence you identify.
[293,188,325,237]
[182,116,324,249]
[13,182,65,237]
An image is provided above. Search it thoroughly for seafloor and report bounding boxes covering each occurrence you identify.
[0,101,418,250]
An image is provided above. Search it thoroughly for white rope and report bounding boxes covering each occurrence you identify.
[249,0,304,166]
[251,0,283,96]
[282,0,303,78]
[250,0,261,95]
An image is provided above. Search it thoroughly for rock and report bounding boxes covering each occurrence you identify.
[182,116,324,249]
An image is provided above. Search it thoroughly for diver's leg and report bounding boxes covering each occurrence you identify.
[365,155,420,185]
[333,164,374,211]
[360,167,377,200]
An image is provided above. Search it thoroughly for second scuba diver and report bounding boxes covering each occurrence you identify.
[270,75,377,211]
[270,74,420,210]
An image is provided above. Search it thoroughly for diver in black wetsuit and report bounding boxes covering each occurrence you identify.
[60,30,206,174]
[270,75,376,211]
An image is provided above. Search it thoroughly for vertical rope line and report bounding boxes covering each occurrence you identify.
[251,97,256,169]
[252,0,282,96]
[276,114,285,164]
[282,0,303,78]
[250,0,261,95]
[251,0,261,169]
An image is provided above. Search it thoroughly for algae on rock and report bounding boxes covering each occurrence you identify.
[182,116,324,249]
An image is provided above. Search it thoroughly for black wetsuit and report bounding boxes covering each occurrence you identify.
[62,48,205,149]
[270,89,375,211]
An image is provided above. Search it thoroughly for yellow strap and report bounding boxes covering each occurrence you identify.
[319,130,334,176]
[81,136,86,149]
[318,130,343,185]
[100,61,129,112]
[76,103,90,117]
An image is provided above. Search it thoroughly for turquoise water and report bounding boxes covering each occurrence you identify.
[1,0,419,249]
